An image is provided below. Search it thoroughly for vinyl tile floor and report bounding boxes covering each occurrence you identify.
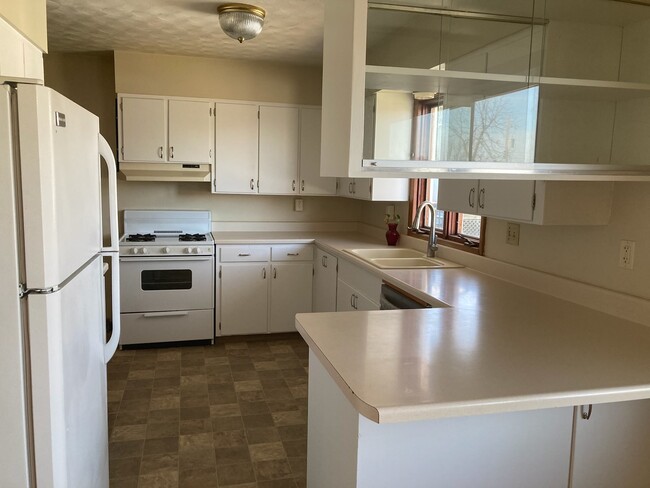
[107,334,309,488]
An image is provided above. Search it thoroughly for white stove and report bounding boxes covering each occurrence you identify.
[119,210,215,346]
[119,210,214,257]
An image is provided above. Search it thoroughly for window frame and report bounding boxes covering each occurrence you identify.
[408,178,486,256]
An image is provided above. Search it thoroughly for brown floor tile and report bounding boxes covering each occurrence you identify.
[257,370,284,380]
[140,453,179,475]
[272,411,307,427]
[115,410,149,427]
[216,462,256,486]
[210,403,241,417]
[243,414,275,429]
[111,424,147,442]
[234,380,263,392]
[110,440,144,460]
[120,398,151,412]
[246,427,281,445]
[232,370,260,381]
[109,456,141,479]
[143,437,179,456]
[215,446,251,466]
[266,400,299,413]
[254,458,293,481]
[237,390,266,402]
[138,471,179,488]
[109,477,138,488]
[180,419,212,435]
[179,447,216,472]
[288,457,307,476]
[249,442,287,462]
[178,467,218,487]
[212,415,244,432]
[239,400,270,416]
[277,425,307,441]
[213,430,247,448]
[258,480,298,488]
[150,396,181,411]
[209,390,238,405]
[180,406,210,420]
[146,422,180,439]
[149,409,180,424]
[264,388,294,402]
[179,433,213,452]
[282,439,307,458]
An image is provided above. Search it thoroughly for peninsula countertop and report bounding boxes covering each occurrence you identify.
[214,231,650,423]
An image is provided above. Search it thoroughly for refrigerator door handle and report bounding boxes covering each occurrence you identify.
[99,135,119,253]
[104,253,121,363]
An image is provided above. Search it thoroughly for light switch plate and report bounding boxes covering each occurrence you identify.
[294,198,304,212]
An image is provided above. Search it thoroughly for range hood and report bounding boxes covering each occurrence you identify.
[119,163,211,182]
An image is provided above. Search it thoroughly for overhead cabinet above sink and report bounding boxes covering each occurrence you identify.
[321,0,650,180]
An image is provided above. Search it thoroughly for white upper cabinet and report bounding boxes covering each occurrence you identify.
[299,108,337,195]
[120,96,167,162]
[259,106,300,195]
[168,99,213,164]
[320,0,650,180]
[338,177,409,202]
[213,102,259,194]
[0,17,44,82]
[438,179,614,225]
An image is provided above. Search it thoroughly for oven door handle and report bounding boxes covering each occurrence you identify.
[120,257,213,262]
[142,311,190,318]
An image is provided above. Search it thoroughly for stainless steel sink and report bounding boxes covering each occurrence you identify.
[343,248,463,269]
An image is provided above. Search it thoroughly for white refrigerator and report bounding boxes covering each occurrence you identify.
[0,83,121,487]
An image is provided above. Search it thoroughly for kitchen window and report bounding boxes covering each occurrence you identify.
[408,95,485,253]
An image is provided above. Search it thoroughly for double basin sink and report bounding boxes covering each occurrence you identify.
[343,248,463,270]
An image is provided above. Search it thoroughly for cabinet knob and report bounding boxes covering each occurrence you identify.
[580,404,593,420]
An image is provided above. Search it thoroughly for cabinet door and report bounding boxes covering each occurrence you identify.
[213,103,259,193]
[220,264,269,335]
[353,178,373,200]
[120,97,166,162]
[313,249,338,313]
[572,400,650,488]
[368,178,409,202]
[479,180,536,221]
[354,292,380,311]
[299,108,337,195]
[336,280,356,312]
[338,178,355,197]
[259,106,299,194]
[269,263,313,333]
[168,99,212,163]
[438,179,480,214]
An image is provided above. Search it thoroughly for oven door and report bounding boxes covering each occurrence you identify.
[120,256,214,313]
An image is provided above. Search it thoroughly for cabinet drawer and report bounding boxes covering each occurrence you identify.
[120,309,214,345]
[338,258,382,304]
[271,244,314,262]
[220,245,270,262]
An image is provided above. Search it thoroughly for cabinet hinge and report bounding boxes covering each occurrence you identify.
[532,193,537,210]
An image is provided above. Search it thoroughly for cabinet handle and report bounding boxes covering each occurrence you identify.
[238,253,250,257]
[273,267,277,279]
[348,182,353,194]
[250,179,255,191]
[478,188,486,209]
[158,146,164,159]
[262,268,266,279]
[170,146,174,159]
[350,294,355,309]
[301,180,305,192]
[580,404,593,420]
[469,188,476,208]
[354,294,358,309]
[287,252,300,256]
[352,181,356,194]
[322,255,327,268]
[292,180,296,192]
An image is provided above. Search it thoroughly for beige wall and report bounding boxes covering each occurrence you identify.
[0,0,47,51]
[43,51,117,154]
[114,51,322,105]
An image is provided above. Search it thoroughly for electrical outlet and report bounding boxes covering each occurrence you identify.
[619,240,635,269]
[506,222,520,246]
[294,198,304,212]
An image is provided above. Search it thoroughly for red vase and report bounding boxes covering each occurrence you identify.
[385,223,400,246]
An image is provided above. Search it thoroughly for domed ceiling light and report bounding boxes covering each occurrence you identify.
[217,3,266,43]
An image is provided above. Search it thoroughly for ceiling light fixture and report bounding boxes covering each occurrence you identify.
[217,3,266,43]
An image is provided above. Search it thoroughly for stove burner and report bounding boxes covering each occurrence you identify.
[126,233,156,242]
[179,233,207,242]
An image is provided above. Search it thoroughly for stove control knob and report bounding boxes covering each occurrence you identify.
[163,247,171,254]
[142,248,149,254]
[193,247,202,254]
[185,247,192,254]
[132,248,139,255]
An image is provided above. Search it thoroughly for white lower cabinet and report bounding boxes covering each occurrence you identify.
[336,258,381,312]
[220,263,269,335]
[218,245,313,335]
[571,399,650,487]
[313,248,338,313]
[269,263,313,333]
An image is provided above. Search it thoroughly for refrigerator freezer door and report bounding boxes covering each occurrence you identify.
[0,85,32,487]
[28,256,109,488]
[17,84,102,289]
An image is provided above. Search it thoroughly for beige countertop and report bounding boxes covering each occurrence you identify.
[214,231,650,423]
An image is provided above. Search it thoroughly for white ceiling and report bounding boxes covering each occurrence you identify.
[46,0,325,65]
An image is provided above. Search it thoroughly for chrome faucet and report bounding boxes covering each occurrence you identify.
[411,201,438,258]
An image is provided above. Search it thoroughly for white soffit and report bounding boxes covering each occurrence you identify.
[46,0,325,65]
